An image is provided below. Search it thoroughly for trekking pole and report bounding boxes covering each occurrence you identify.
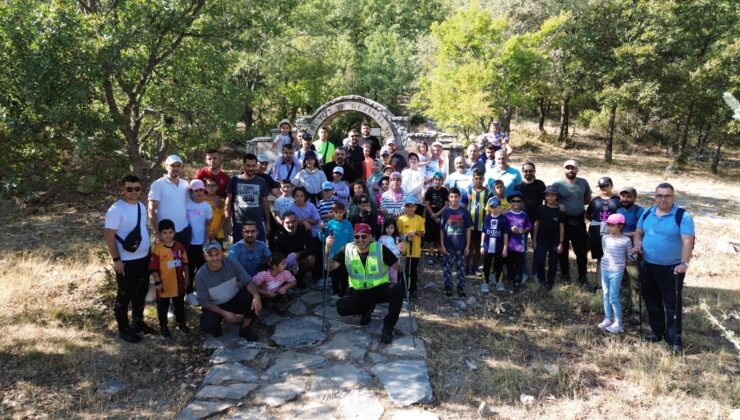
[400,238,417,348]
[673,271,681,351]
[636,254,643,335]
[321,234,330,332]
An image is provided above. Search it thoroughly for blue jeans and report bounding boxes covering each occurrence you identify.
[601,269,624,323]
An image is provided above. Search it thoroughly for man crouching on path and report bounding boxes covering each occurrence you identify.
[196,240,263,341]
[325,223,405,343]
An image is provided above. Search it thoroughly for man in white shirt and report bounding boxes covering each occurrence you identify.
[148,154,190,246]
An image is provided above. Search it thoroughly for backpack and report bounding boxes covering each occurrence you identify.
[640,205,693,250]
[115,202,143,253]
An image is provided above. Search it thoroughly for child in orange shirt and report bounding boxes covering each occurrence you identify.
[149,219,190,338]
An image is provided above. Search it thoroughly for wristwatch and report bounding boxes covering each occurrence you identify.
[680,262,689,268]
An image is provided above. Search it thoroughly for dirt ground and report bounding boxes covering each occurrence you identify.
[0,129,738,418]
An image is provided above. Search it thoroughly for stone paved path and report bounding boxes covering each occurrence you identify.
[178,286,437,420]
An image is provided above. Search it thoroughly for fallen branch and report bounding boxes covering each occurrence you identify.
[700,300,740,355]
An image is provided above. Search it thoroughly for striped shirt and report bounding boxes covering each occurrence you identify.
[317,198,336,219]
[464,186,491,231]
[600,235,632,272]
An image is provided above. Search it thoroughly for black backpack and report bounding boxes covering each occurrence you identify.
[116,202,143,253]
[640,206,692,250]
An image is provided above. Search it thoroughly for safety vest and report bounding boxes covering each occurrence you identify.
[345,242,390,290]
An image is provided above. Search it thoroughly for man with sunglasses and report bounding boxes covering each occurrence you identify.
[105,175,153,343]
[323,147,357,184]
[345,129,366,180]
[632,183,694,354]
[514,161,546,282]
[326,223,405,344]
[553,159,592,286]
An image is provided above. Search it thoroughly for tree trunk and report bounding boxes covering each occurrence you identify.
[605,104,617,164]
[242,104,254,132]
[501,107,513,134]
[711,133,726,174]
[537,97,546,132]
[558,96,570,147]
[675,102,694,164]
[698,122,711,157]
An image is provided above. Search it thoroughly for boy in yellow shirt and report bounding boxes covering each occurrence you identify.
[398,195,425,300]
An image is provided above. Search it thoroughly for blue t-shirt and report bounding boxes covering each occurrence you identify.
[618,205,644,234]
[227,240,271,276]
[481,214,509,254]
[440,206,472,250]
[637,204,695,265]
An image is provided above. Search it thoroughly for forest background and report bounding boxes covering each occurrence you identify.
[1,0,738,196]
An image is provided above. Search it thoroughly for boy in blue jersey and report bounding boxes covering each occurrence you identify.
[462,168,491,276]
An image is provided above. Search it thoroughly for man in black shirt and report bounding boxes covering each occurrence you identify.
[386,139,407,172]
[514,161,547,281]
[360,122,381,158]
[270,211,316,287]
[323,147,357,183]
[344,129,366,180]
[325,223,404,343]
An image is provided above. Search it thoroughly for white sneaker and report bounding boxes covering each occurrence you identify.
[480,283,490,293]
[597,319,612,329]
[496,282,506,292]
[606,322,624,334]
[167,306,175,319]
[185,292,198,306]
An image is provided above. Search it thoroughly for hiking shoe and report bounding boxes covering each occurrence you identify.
[160,326,172,338]
[176,323,190,333]
[360,304,375,325]
[457,290,466,298]
[409,291,419,300]
[119,328,142,343]
[496,282,506,292]
[669,344,682,355]
[132,322,157,335]
[605,322,624,334]
[644,332,663,343]
[239,327,258,342]
[185,292,199,306]
[380,327,393,344]
[480,283,490,293]
[597,319,613,329]
[444,285,453,297]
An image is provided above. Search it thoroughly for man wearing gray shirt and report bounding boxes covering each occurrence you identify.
[553,159,592,286]
[196,241,263,341]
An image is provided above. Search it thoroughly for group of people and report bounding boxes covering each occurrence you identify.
[105,119,695,353]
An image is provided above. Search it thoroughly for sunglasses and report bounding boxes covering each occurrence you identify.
[509,199,523,203]
[598,184,610,188]
[125,187,142,192]
[354,234,370,240]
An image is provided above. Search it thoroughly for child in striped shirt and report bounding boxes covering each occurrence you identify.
[318,182,336,221]
[251,252,297,315]
[597,213,633,334]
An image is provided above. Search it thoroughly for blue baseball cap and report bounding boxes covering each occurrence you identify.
[322,181,334,191]
[487,196,501,207]
[404,195,420,205]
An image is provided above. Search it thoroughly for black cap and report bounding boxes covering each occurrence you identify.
[597,176,613,187]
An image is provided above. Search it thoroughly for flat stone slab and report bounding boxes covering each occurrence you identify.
[288,299,308,315]
[204,335,244,350]
[338,389,384,420]
[203,363,259,385]
[319,331,372,361]
[306,314,351,331]
[229,406,275,420]
[177,401,233,420]
[313,303,345,322]
[371,360,433,406]
[288,402,336,420]
[263,351,326,379]
[210,346,261,364]
[96,379,124,396]
[271,317,326,348]
[300,291,326,306]
[394,312,418,336]
[195,383,258,401]
[390,409,440,420]
[255,376,306,407]
[367,352,385,364]
[306,363,372,400]
[380,335,427,359]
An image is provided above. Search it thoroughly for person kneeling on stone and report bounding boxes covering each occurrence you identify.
[196,240,263,341]
[325,223,405,344]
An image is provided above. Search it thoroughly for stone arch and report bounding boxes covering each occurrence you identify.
[296,95,409,146]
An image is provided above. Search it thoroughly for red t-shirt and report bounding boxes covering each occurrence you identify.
[194,168,230,198]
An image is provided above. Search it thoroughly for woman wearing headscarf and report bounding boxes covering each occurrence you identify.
[379,172,409,219]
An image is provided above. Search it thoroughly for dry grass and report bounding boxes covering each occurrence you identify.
[0,128,738,418]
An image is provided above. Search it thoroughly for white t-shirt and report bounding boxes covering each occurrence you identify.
[104,200,151,261]
[444,170,473,191]
[186,200,213,245]
[148,176,189,231]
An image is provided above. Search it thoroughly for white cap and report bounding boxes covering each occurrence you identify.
[165,154,183,166]
[431,141,444,148]
[332,166,344,174]
[385,138,396,145]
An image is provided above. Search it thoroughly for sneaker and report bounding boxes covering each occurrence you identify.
[119,328,142,343]
[597,319,613,329]
[239,327,259,342]
[360,304,375,325]
[160,325,172,338]
[480,283,490,293]
[185,292,199,306]
[176,323,190,333]
[669,344,682,355]
[644,332,663,343]
[605,322,624,334]
[167,306,175,320]
[132,322,157,335]
[444,285,453,297]
[496,282,506,292]
[409,291,419,300]
[457,289,466,298]
[380,327,393,344]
